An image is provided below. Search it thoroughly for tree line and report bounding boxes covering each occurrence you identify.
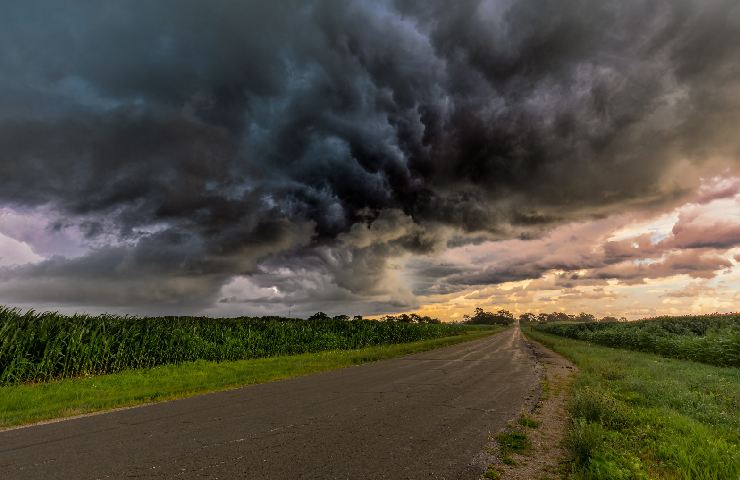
[304,308,627,326]
[462,308,627,325]
[519,311,627,324]
[307,312,441,324]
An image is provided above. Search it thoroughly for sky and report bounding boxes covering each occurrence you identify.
[0,0,738,320]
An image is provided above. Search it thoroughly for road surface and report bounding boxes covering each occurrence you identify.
[0,327,538,479]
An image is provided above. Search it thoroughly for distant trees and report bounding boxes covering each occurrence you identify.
[306,312,441,323]
[523,311,627,324]
[575,312,597,323]
[536,312,572,323]
[307,313,358,321]
[464,307,515,326]
[382,313,441,324]
[305,309,625,325]
[519,312,536,323]
[308,312,331,321]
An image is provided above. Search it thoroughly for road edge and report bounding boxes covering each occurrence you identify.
[480,328,578,479]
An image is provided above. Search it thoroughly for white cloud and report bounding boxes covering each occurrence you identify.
[0,232,42,266]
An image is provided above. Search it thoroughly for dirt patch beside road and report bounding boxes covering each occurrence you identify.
[482,334,578,479]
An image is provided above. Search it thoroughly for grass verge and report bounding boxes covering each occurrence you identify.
[524,327,739,479]
[0,327,502,429]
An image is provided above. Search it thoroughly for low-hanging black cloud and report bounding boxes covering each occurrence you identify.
[0,0,739,312]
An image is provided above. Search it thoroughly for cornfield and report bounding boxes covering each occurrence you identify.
[533,313,740,367]
[0,307,470,385]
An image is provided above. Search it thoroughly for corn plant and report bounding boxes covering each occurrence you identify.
[0,307,471,385]
[533,313,740,367]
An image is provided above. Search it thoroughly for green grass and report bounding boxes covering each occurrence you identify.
[0,306,476,384]
[532,314,740,367]
[0,328,502,429]
[518,414,540,428]
[483,465,502,479]
[497,430,532,455]
[496,429,532,465]
[524,326,740,480]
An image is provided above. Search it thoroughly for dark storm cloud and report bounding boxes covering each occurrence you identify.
[1,0,739,311]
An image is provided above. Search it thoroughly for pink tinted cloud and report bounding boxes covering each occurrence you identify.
[660,281,715,298]
[579,249,732,284]
[450,217,619,267]
[430,217,622,288]
[424,186,740,290]
[552,287,620,300]
[666,210,740,249]
[603,233,663,262]
[695,175,740,204]
[408,176,740,303]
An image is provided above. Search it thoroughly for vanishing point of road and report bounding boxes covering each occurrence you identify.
[0,327,539,479]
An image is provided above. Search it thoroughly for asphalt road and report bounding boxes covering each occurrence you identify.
[0,327,538,479]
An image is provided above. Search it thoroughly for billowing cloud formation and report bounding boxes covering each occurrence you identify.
[1,0,739,314]
[413,191,739,293]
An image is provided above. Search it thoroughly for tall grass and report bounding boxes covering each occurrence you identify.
[0,307,471,385]
[532,314,739,367]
